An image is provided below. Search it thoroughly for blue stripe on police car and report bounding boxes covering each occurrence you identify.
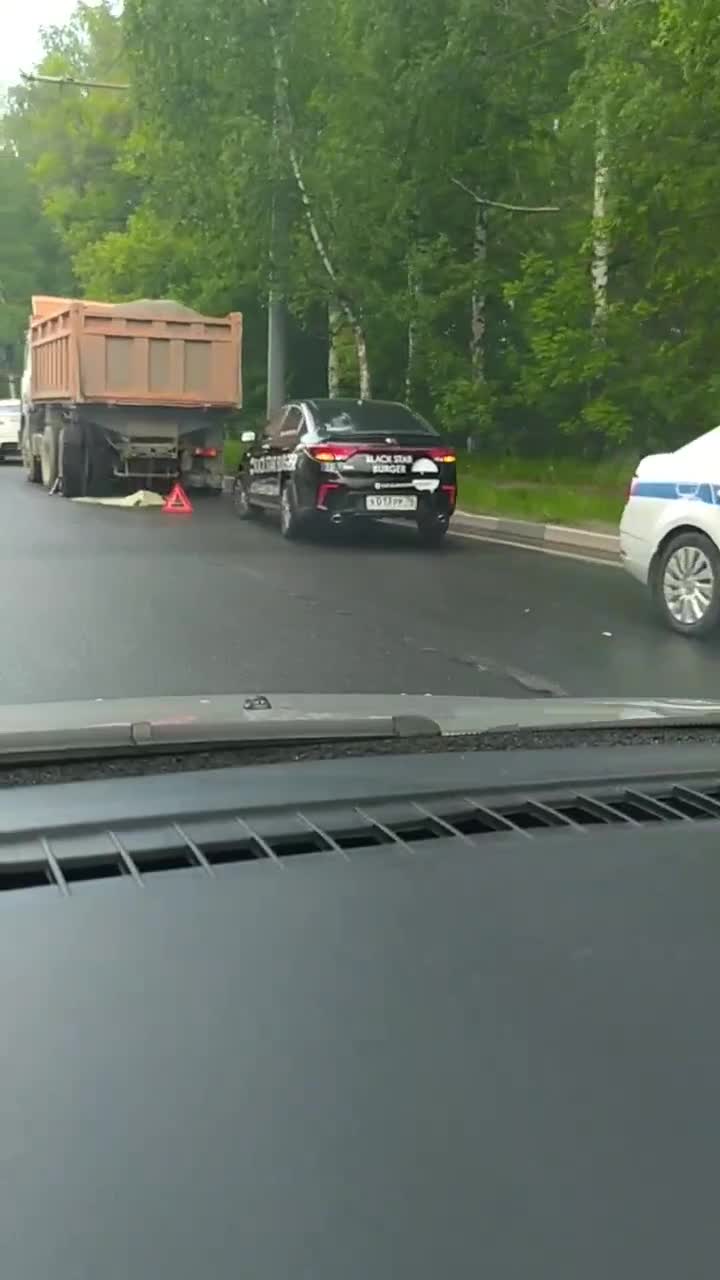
[633,481,718,504]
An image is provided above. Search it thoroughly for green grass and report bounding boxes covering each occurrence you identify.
[224,438,244,473]
[457,455,628,528]
[223,439,631,530]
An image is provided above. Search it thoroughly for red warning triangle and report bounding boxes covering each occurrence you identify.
[163,483,193,514]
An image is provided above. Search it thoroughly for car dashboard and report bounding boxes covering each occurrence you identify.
[2,733,720,1279]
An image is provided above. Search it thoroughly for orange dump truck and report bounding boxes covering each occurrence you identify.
[20,297,242,497]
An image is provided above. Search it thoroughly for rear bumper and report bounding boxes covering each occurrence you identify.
[315,485,457,520]
[0,439,21,460]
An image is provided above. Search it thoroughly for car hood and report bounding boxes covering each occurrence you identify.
[0,692,720,759]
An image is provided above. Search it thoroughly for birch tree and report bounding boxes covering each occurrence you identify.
[590,0,613,334]
[9,0,718,453]
[451,180,559,386]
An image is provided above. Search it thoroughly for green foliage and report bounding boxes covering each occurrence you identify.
[2,0,719,453]
[0,147,70,384]
[6,2,137,263]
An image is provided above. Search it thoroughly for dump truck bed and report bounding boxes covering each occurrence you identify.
[29,297,242,409]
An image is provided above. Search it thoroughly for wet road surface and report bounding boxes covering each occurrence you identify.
[0,466,716,705]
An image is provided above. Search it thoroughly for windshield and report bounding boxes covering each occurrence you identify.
[312,400,438,438]
[0,0,718,714]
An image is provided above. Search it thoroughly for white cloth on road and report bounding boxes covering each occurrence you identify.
[72,490,166,508]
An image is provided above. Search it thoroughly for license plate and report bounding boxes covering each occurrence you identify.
[365,494,417,512]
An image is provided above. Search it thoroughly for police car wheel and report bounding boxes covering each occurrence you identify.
[656,531,720,636]
[280,482,304,540]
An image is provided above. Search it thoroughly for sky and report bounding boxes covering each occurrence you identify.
[0,0,81,90]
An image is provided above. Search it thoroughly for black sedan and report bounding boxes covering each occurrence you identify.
[232,398,457,546]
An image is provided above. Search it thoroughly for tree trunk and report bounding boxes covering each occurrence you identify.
[328,301,341,396]
[451,175,558,380]
[355,327,371,400]
[591,98,609,334]
[266,71,287,416]
[286,101,372,397]
[591,0,612,336]
[261,0,371,399]
[405,258,419,403]
[470,204,487,383]
[328,302,371,399]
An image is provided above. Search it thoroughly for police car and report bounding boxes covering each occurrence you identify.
[232,398,457,546]
[620,425,720,636]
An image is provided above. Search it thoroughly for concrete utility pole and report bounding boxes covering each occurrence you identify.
[266,288,287,416]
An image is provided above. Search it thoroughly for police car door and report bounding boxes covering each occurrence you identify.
[247,409,286,508]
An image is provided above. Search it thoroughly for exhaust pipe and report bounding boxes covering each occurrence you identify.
[330,512,344,525]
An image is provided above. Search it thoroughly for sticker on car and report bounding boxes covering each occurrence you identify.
[410,458,440,492]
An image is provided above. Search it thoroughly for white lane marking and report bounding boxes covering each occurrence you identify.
[449,528,622,569]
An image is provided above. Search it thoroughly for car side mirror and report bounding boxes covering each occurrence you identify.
[241,430,256,444]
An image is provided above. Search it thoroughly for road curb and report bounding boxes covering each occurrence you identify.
[221,476,620,562]
[452,509,620,562]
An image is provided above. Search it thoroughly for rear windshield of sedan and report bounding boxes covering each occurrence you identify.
[311,400,438,437]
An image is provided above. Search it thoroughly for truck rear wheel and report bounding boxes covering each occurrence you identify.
[22,430,42,484]
[61,423,88,498]
[40,426,59,490]
[61,425,114,498]
[86,435,114,497]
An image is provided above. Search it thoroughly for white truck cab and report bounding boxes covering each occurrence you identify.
[0,399,21,463]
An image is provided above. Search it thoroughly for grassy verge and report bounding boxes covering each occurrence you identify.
[457,455,628,528]
[223,439,630,530]
[224,438,244,473]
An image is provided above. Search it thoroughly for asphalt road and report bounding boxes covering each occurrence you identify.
[1,465,718,705]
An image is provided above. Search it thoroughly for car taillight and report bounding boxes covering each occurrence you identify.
[428,447,456,463]
[193,447,219,458]
[307,444,357,462]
